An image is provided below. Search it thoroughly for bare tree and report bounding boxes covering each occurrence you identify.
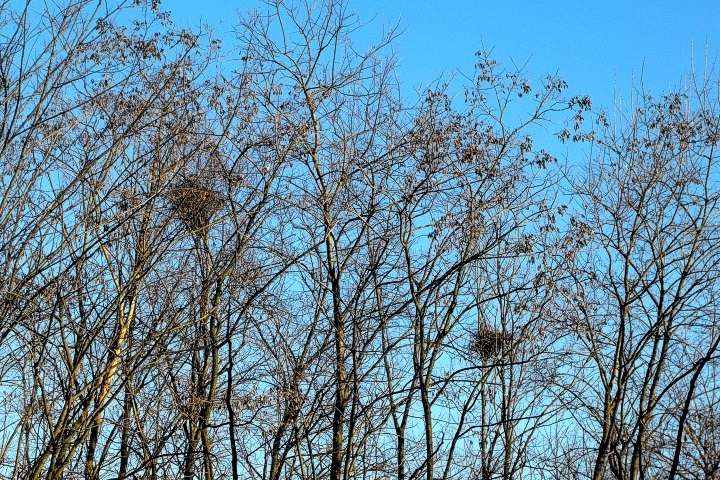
[379,53,581,480]
[565,70,720,480]
[230,2,406,479]
[0,1,272,478]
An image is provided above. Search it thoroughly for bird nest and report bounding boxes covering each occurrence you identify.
[167,179,224,232]
[469,324,512,360]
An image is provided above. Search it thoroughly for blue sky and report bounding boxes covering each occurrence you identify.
[170,1,720,109]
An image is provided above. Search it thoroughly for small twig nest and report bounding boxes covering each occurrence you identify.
[167,178,224,232]
[469,324,512,360]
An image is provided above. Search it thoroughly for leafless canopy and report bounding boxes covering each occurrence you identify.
[0,1,719,480]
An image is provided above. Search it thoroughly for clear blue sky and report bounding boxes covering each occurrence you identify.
[170,1,720,109]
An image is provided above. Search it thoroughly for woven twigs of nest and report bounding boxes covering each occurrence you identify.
[469,324,513,360]
[167,178,224,232]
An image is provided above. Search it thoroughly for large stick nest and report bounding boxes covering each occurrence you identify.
[469,324,513,360]
[167,178,225,232]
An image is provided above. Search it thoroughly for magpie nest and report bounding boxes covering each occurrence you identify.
[469,324,512,360]
[167,177,224,232]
